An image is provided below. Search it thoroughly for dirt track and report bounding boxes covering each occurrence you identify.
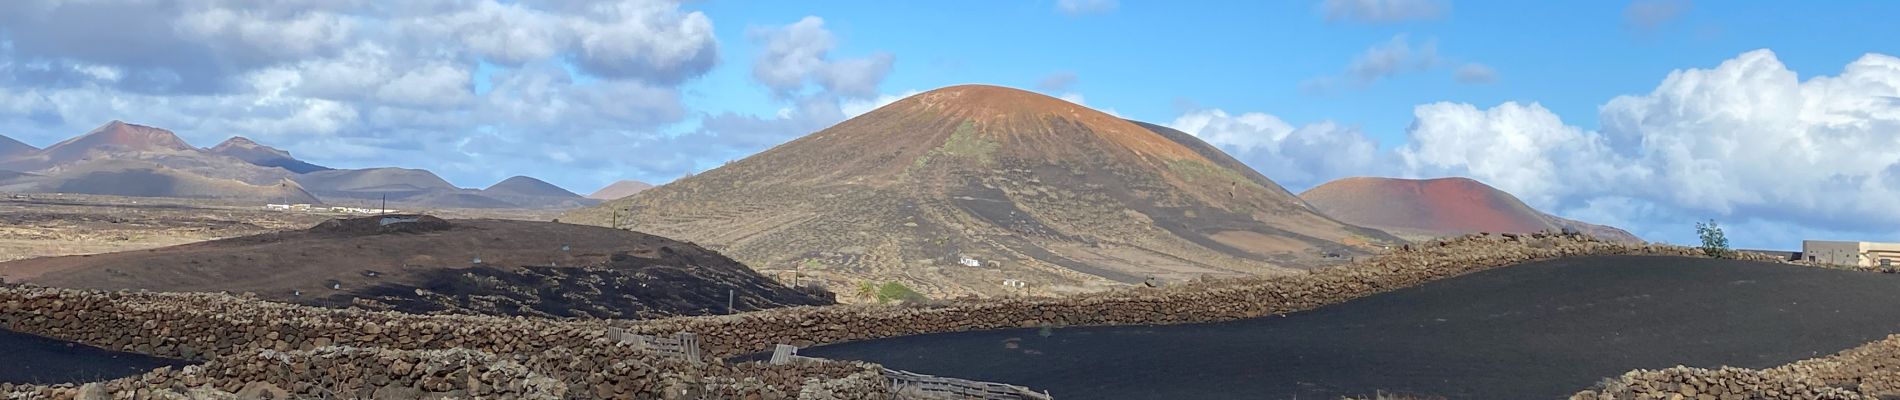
[0,328,191,385]
[798,256,1900,399]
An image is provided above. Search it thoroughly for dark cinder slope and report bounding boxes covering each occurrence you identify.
[1301,176,1641,242]
[801,256,1900,399]
[0,134,35,160]
[567,84,1399,298]
[484,176,581,198]
[0,328,193,385]
[4,216,831,319]
[11,159,319,203]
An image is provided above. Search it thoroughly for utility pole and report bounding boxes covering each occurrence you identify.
[380,194,387,215]
[726,290,734,314]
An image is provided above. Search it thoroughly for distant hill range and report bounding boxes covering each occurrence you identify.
[586,180,654,200]
[565,85,1399,297]
[0,121,592,209]
[1299,177,1642,243]
[0,215,833,318]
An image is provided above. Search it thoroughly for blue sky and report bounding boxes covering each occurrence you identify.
[3,1,1900,249]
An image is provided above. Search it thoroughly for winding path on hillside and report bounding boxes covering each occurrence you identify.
[0,328,193,385]
[798,256,1900,399]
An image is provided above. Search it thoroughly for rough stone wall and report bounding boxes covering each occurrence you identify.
[1575,332,1900,399]
[1,345,888,400]
[624,233,1775,358]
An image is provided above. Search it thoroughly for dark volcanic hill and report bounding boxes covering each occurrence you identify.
[206,136,331,173]
[0,134,34,160]
[567,84,1398,298]
[1,216,834,319]
[294,167,458,193]
[2,121,195,171]
[1299,177,1641,243]
[0,159,318,203]
[484,176,581,198]
[587,180,654,200]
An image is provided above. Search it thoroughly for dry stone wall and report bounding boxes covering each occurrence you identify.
[1575,332,1900,399]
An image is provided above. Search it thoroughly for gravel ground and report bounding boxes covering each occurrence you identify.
[0,328,194,385]
[799,256,1900,399]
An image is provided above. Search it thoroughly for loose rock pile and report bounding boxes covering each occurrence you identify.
[1575,332,1900,399]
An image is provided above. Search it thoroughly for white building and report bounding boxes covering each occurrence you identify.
[1802,240,1900,267]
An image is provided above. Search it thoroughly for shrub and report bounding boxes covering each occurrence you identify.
[875,281,925,304]
[1696,219,1732,259]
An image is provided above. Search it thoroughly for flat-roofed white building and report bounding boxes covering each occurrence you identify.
[1802,240,1900,267]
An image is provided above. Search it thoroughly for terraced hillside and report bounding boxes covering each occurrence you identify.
[566,85,1397,298]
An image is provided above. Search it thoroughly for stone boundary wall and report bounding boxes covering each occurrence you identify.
[1,345,889,400]
[0,288,889,399]
[622,233,1783,358]
[1574,332,1900,399]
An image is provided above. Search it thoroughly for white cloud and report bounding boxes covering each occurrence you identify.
[0,0,722,192]
[1320,0,1447,23]
[749,16,894,99]
[1056,0,1119,16]
[1170,109,1386,191]
[1397,49,1900,247]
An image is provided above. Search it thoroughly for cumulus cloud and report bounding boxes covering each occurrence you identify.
[683,16,899,170]
[1320,0,1447,24]
[0,0,723,191]
[1397,49,1900,247]
[1056,0,1119,16]
[749,17,894,99]
[1170,109,1387,191]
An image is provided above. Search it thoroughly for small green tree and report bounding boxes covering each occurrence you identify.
[854,281,878,302]
[1696,219,1732,258]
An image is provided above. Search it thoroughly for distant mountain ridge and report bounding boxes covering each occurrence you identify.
[0,133,35,160]
[206,136,330,174]
[0,121,589,210]
[1299,176,1642,243]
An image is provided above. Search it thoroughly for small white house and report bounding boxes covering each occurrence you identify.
[958,256,981,267]
[1803,240,1900,267]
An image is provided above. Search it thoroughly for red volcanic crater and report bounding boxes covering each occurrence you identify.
[1300,177,1562,240]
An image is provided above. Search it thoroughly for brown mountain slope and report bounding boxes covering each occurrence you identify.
[1299,176,1641,243]
[206,136,330,174]
[3,159,318,203]
[2,216,834,319]
[484,176,581,198]
[0,133,34,160]
[566,84,1398,298]
[1,121,195,171]
[587,180,655,200]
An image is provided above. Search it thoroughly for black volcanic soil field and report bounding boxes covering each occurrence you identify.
[796,256,1900,399]
[0,328,192,385]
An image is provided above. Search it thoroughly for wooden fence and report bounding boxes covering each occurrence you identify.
[769,344,1053,400]
[605,327,703,364]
